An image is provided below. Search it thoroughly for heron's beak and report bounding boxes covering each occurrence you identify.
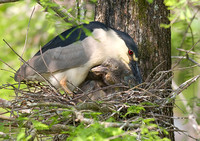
[129,60,142,84]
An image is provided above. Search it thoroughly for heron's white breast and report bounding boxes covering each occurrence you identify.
[81,28,130,68]
[48,64,90,91]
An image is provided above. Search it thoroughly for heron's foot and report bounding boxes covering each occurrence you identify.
[60,77,74,97]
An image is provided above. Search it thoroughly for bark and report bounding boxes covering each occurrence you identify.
[95,0,174,140]
[95,0,171,80]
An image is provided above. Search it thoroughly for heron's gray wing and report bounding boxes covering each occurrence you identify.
[14,41,89,81]
[32,41,89,73]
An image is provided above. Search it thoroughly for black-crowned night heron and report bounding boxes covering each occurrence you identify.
[14,21,142,93]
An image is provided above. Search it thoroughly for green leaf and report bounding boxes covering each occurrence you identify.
[196,100,200,107]
[62,111,72,117]
[82,27,92,36]
[32,120,49,130]
[180,10,185,20]
[185,6,192,19]
[160,23,171,28]
[26,135,33,141]
[47,27,56,34]
[164,0,178,6]
[105,127,124,136]
[90,0,97,4]
[147,0,153,3]
[0,122,4,131]
[140,101,155,106]
[17,131,26,141]
[124,105,145,117]
[106,117,116,122]
[141,127,149,134]
[143,118,155,124]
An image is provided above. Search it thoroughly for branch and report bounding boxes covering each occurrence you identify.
[0,98,12,108]
[3,39,59,94]
[0,0,19,4]
[74,110,140,128]
[172,80,200,138]
[0,115,15,121]
[37,0,77,23]
[0,0,77,24]
[0,132,9,138]
[172,39,200,69]
[37,124,70,134]
[166,74,200,104]
[178,10,199,52]
[177,48,200,55]
[27,102,73,108]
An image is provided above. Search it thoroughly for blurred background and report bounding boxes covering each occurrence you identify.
[0,0,200,140]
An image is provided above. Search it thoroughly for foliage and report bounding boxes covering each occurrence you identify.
[0,1,60,99]
[122,105,145,118]
[0,73,173,141]
[165,0,200,105]
[66,119,170,141]
[12,102,170,141]
[0,0,200,140]
[164,0,200,139]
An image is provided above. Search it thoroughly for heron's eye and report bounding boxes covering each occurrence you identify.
[128,50,133,55]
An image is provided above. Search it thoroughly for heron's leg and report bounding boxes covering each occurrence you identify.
[60,77,73,95]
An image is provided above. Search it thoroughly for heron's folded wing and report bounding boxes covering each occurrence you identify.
[31,41,89,73]
[14,41,90,81]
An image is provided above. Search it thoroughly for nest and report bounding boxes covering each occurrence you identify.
[0,59,177,140]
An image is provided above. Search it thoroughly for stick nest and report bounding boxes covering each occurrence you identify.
[1,59,176,140]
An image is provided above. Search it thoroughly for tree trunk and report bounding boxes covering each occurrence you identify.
[95,0,174,140]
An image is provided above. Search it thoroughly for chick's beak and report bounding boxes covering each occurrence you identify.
[129,60,142,84]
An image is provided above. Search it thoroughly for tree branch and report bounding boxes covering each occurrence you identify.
[0,0,19,4]
[74,109,140,128]
[167,74,200,104]
[172,80,200,138]
[0,98,12,108]
[0,115,15,121]
[0,0,77,24]
[37,0,77,23]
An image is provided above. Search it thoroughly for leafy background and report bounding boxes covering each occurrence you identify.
[0,0,200,140]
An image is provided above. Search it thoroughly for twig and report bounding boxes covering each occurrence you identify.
[187,57,200,67]
[0,0,19,4]
[39,46,65,96]
[172,55,200,67]
[27,102,72,108]
[72,83,128,101]
[0,115,15,121]
[37,0,77,24]
[74,109,140,128]
[20,6,35,58]
[27,128,37,141]
[176,48,200,55]
[145,61,165,83]
[76,102,112,113]
[0,68,15,74]
[106,130,137,140]
[189,115,200,137]
[178,10,199,54]
[0,58,16,72]
[3,39,58,94]
[166,75,200,104]
[0,98,12,108]
[172,80,200,137]
[39,46,83,96]
[37,124,70,134]
[172,39,200,69]
[0,132,9,138]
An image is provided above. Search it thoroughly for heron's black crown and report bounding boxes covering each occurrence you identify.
[35,21,138,58]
